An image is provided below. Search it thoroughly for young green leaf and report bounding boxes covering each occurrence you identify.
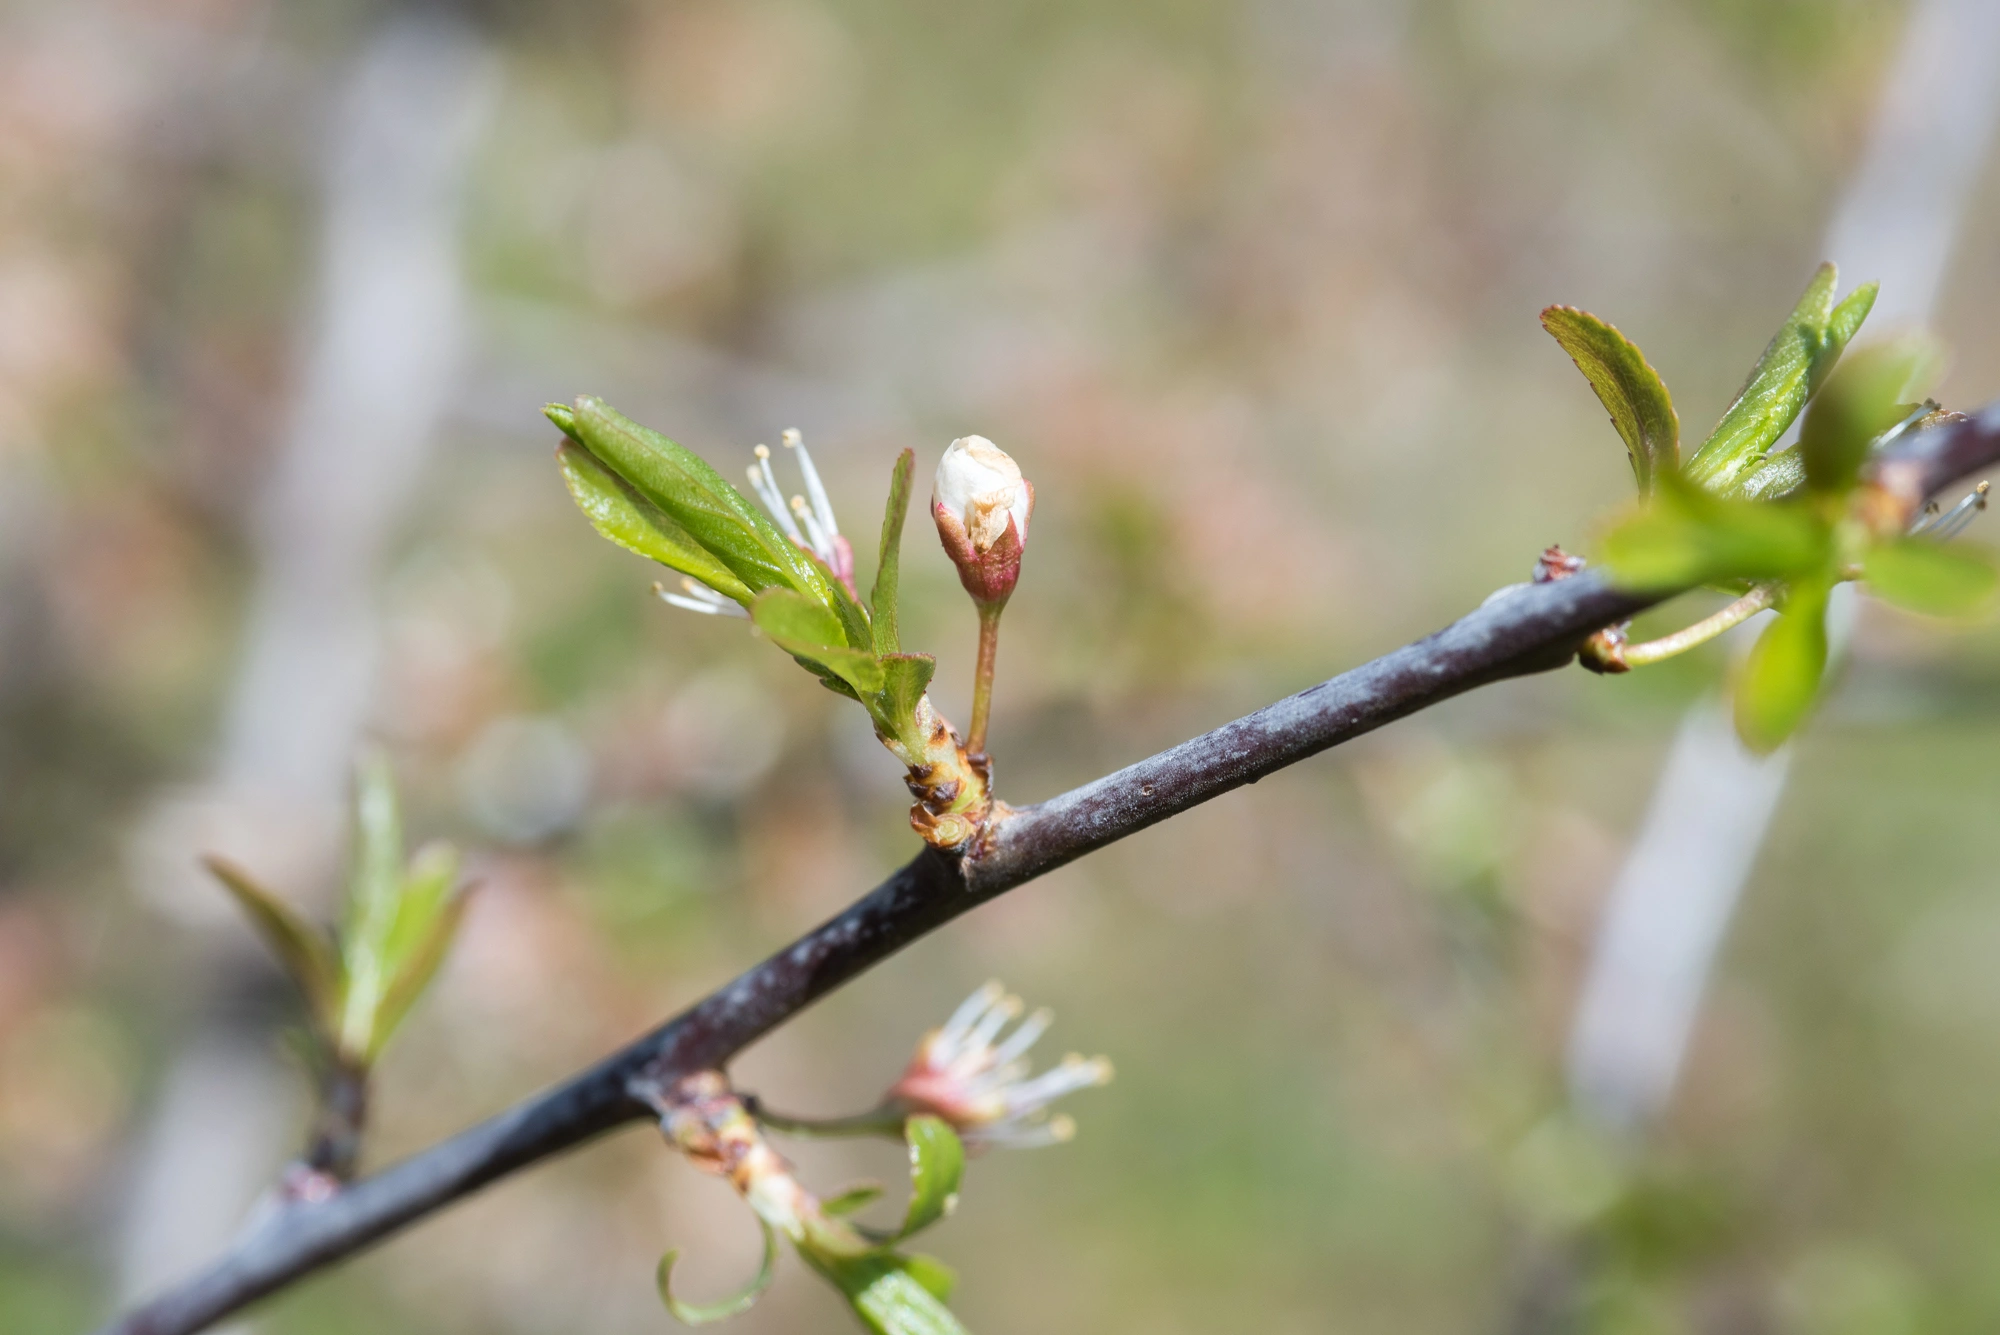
[752,589,886,695]
[204,855,339,1038]
[564,398,839,609]
[1734,576,1831,754]
[558,442,753,605]
[1732,447,1805,501]
[873,654,938,754]
[1599,473,1828,592]
[1864,538,2000,617]
[367,847,470,1060]
[872,449,916,655]
[1684,264,1877,493]
[1541,306,1680,493]
[888,1116,963,1243]
[657,1220,778,1326]
[543,401,579,439]
[337,752,406,1061]
[823,1184,887,1217]
[805,1252,971,1335]
[897,1254,957,1304]
[1798,336,1941,495]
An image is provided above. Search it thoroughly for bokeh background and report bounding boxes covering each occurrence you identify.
[7,0,2000,1331]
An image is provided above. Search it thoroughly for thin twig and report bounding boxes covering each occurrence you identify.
[1621,584,1780,667]
[96,405,2000,1335]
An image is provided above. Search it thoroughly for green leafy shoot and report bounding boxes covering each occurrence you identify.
[1734,575,1833,754]
[1599,471,1828,593]
[873,450,916,655]
[1542,306,1680,493]
[556,397,840,610]
[1865,538,2000,617]
[658,1220,779,1326]
[335,754,468,1063]
[208,755,468,1070]
[552,401,953,760]
[1798,337,1942,495]
[558,441,754,605]
[1684,264,1879,493]
[204,856,339,1037]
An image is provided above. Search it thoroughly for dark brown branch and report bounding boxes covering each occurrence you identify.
[98,408,2000,1335]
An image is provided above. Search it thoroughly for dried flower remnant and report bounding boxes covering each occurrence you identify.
[885,982,1113,1150]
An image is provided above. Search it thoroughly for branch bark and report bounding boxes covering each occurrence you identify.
[99,406,2000,1335]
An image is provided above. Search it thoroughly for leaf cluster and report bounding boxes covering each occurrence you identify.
[208,752,468,1069]
[1548,267,1998,752]
[552,398,937,754]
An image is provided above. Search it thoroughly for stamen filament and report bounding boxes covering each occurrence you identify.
[784,428,841,538]
[749,447,807,546]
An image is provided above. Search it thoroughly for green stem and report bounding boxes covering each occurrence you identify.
[750,1100,906,1140]
[1621,585,1778,667]
[967,602,1004,756]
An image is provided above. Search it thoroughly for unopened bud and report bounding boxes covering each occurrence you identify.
[932,435,1034,606]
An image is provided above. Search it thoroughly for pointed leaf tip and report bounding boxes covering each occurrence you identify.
[1541,305,1680,493]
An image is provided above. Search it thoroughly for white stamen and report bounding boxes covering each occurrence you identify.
[990,1008,1052,1066]
[784,428,840,539]
[936,982,1005,1055]
[749,447,807,546]
[791,495,836,565]
[656,580,748,617]
[966,994,1022,1054]
[1003,1056,1113,1112]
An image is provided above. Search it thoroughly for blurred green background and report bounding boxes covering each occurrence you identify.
[6,0,2000,1331]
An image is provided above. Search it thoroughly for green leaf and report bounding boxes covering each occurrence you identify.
[1685,265,1877,493]
[823,1185,887,1217]
[1733,447,1805,502]
[891,1116,963,1243]
[1822,282,1879,376]
[567,397,838,608]
[899,1254,957,1303]
[872,450,916,655]
[1798,337,1942,495]
[806,1253,972,1335]
[657,1220,778,1325]
[367,849,470,1060]
[1734,575,1831,754]
[752,589,885,695]
[1865,538,2000,617]
[1599,473,1829,592]
[204,856,339,1039]
[543,401,579,439]
[336,751,406,1060]
[558,442,753,605]
[1541,306,1680,493]
[871,653,937,755]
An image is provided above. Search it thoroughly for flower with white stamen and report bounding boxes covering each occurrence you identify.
[885,982,1112,1150]
[663,429,861,619]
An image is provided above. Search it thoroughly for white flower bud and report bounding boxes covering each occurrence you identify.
[934,436,1031,553]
